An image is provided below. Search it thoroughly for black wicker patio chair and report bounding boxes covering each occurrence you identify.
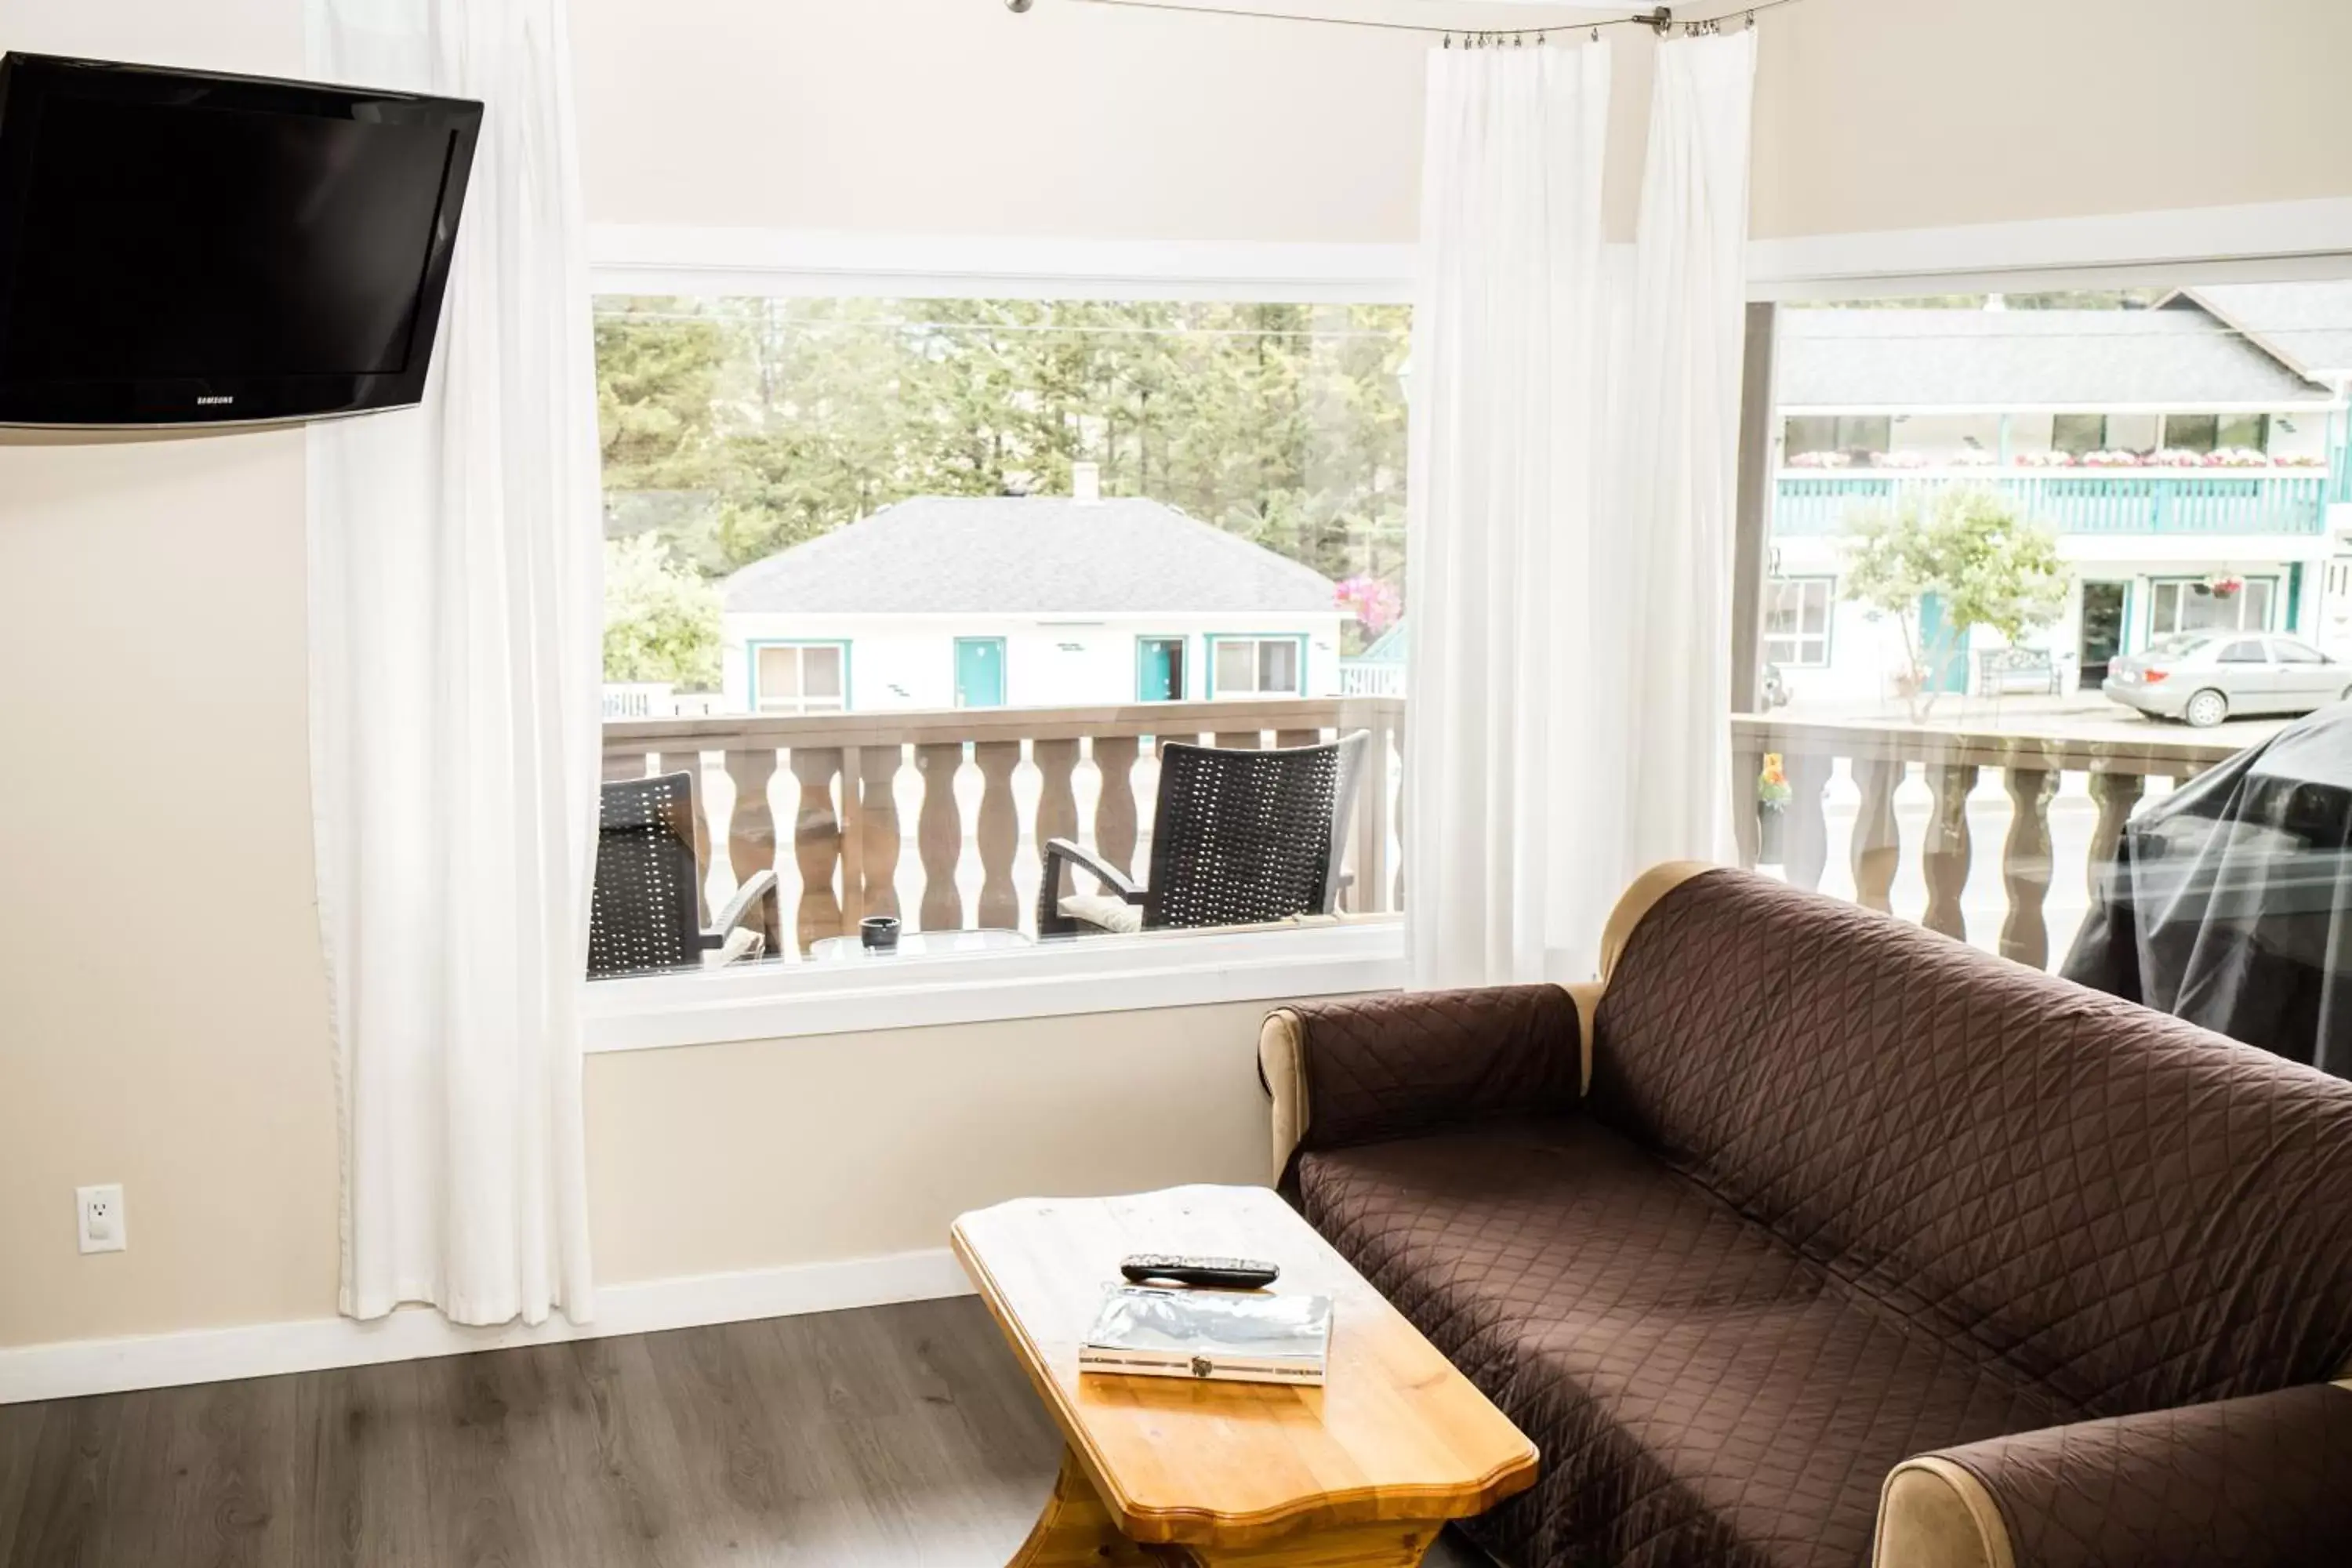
[1037,731,1372,938]
[589,771,781,978]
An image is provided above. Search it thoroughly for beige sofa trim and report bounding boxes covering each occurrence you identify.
[1566,980,1602,1096]
[1873,1456,2017,1568]
[1260,1007,1308,1185]
[1600,861,1719,983]
[1259,862,1721,1180]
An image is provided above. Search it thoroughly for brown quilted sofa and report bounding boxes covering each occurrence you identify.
[1259,864,2352,1568]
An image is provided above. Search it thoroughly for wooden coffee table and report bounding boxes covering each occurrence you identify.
[951,1185,1538,1566]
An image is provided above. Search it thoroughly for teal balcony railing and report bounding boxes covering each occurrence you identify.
[1774,472,2330,538]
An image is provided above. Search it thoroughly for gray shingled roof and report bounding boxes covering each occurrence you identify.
[1777,307,2331,410]
[723,496,1340,615]
[2183,283,2352,383]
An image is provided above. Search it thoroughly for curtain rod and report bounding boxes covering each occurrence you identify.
[1011,0,1803,40]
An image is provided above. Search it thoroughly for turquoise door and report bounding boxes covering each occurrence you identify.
[1919,593,1971,694]
[1138,637,1185,701]
[954,637,1006,708]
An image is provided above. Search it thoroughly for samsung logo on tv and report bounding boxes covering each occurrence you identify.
[195,394,236,405]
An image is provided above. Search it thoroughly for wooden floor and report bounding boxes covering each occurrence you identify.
[0,1298,1494,1566]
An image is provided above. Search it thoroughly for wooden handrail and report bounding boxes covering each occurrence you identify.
[606,695,1405,751]
[1731,714,2242,775]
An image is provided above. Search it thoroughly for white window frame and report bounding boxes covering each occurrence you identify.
[1206,634,1308,699]
[1762,577,1835,669]
[749,640,848,716]
[586,236,1411,1047]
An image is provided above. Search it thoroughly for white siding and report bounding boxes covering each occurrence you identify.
[721,612,1348,713]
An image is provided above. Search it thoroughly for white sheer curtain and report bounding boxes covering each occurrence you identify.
[1611,31,1759,877]
[1404,41,1613,989]
[307,0,602,1326]
[1405,31,1757,990]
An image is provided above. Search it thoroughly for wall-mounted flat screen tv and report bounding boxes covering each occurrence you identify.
[0,53,482,428]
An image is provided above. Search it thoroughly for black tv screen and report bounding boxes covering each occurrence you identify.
[0,54,482,427]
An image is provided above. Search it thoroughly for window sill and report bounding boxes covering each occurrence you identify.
[579,920,1406,1052]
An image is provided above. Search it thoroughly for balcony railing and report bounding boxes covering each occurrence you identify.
[1732,714,2241,970]
[1774,471,2330,539]
[603,696,1405,957]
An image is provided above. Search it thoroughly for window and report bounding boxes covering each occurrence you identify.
[2274,637,2327,664]
[2151,579,2275,637]
[2162,414,2220,454]
[2051,413,2107,456]
[1762,577,1834,667]
[592,292,1407,993]
[2218,638,2268,664]
[1209,636,1305,697]
[752,642,846,713]
[2217,413,2270,453]
[1743,283,2350,989]
[1784,415,1890,462]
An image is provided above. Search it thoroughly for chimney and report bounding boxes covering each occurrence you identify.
[1072,461,1102,505]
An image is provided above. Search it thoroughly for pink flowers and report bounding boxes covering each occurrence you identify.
[1787,450,1852,469]
[1335,574,1401,636]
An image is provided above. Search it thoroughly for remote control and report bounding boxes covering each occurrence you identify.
[1119,1254,1281,1290]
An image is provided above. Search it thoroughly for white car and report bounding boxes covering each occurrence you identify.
[2103,632,2352,728]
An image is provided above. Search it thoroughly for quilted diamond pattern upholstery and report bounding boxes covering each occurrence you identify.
[1932,1382,2352,1566]
[1301,1119,2070,1568]
[1280,869,2352,1568]
[1289,986,1581,1156]
[1593,870,2352,1415]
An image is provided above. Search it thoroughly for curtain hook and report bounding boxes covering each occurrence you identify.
[1746,10,1756,27]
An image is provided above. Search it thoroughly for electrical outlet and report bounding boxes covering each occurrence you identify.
[77,1185,125,1254]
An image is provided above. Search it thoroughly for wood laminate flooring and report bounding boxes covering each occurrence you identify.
[0,1298,1494,1567]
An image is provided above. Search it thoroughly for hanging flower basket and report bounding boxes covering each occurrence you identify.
[2205,573,2245,599]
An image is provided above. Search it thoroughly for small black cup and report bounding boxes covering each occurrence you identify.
[860,915,902,952]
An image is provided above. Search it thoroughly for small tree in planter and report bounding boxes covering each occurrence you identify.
[1841,486,2066,722]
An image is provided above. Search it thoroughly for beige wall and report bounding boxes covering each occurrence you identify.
[1751,0,2352,241]
[5,0,2349,1355]
[573,0,2352,248]
[0,429,341,1349]
[588,1002,1278,1283]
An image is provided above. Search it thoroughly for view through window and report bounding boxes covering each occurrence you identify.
[592,296,1410,978]
[1741,281,2352,970]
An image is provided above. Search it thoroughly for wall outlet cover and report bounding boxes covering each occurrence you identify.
[77,1185,125,1254]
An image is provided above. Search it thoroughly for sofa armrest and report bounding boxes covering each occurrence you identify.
[1258,985,1588,1186]
[1874,1382,2352,1568]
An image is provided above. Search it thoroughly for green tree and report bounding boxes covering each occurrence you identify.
[590,296,1413,640]
[602,535,723,689]
[1841,485,2066,721]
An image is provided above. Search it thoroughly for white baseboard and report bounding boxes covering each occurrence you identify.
[0,1247,974,1406]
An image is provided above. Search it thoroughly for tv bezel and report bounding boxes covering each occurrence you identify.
[0,53,483,430]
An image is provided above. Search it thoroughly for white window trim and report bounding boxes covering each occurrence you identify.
[589,225,1418,304]
[582,920,1405,1051]
[1762,575,1835,670]
[1749,194,2352,300]
[589,246,1409,1045]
